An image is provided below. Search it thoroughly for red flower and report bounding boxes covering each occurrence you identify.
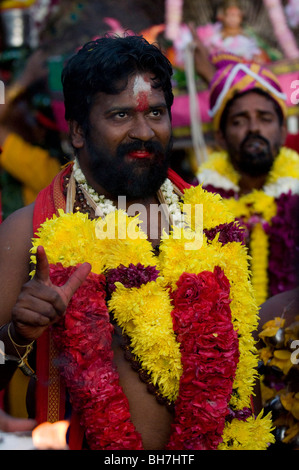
[49,263,240,450]
[166,267,239,450]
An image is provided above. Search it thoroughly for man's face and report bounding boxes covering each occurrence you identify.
[222,7,243,30]
[221,91,286,177]
[72,72,172,199]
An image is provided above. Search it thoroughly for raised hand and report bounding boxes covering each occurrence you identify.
[11,246,91,343]
[188,22,215,84]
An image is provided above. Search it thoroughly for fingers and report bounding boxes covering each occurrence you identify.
[13,295,64,327]
[13,260,92,340]
[60,262,91,305]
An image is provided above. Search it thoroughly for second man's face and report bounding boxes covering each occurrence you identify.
[222,91,286,176]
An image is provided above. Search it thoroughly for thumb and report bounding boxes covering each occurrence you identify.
[34,246,50,284]
[60,263,92,304]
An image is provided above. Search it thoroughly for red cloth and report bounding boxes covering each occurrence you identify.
[168,167,191,192]
[33,166,69,428]
[32,164,190,449]
[285,133,299,153]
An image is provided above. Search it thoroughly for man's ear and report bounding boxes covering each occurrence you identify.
[69,120,85,149]
[215,129,227,150]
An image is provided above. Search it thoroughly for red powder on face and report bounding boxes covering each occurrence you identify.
[133,75,151,112]
[135,91,149,112]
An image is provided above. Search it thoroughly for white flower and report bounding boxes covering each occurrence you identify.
[264,177,299,198]
[197,169,239,192]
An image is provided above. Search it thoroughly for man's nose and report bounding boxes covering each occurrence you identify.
[249,117,261,134]
[128,115,155,141]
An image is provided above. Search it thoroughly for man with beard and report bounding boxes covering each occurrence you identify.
[0,36,274,451]
[0,34,178,447]
[196,55,299,305]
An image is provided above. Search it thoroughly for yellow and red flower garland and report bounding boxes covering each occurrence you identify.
[197,147,299,305]
[31,183,274,450]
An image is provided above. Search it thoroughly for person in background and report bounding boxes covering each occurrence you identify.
[196,54,299,306]
[0,48,63,222]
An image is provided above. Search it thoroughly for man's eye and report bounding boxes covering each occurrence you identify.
[116,111,128,118]
[150,109,163,118]
[232,119,242,126]
[261,116,273,122]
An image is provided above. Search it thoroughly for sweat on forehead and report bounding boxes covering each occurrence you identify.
[133,75,152,112]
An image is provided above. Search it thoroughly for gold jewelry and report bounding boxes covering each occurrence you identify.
[7,323,36,378]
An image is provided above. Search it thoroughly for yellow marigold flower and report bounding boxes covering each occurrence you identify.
[200,150,240,185]
[182,184,234,230]
[160,230,259,410]
[108,280,182,401]
[231,350,259,409]
[241,191,276,222]
[31,210,106,273]
[250,223,269,305]
[267,147,299,183]
[30,194,270,442]
[218,411,275,450]
[95,211,157,270]
[223,197,249,219]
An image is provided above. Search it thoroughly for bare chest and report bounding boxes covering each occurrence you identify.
[111,325,174,450]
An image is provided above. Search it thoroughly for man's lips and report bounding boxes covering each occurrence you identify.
[127,150,152,159]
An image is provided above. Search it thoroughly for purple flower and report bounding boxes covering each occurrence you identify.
[203,184,236,199]
[106,263,159,294]
[267,193,299,295]
[204,221,245,246]
[225,407,252,422]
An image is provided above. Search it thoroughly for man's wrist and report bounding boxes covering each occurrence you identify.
[7,322,34,348]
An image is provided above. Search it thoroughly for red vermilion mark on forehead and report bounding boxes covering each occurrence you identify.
[135,91,149,112]
[133,75,151,112]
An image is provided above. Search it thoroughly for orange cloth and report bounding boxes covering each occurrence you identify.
[0,133,61,205]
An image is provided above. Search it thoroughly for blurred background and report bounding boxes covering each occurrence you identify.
[0,0,298,192]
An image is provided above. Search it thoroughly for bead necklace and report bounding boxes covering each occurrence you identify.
[62,159,184,408]
[72,158,184,226]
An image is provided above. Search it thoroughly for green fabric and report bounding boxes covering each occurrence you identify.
[0,170,24,220]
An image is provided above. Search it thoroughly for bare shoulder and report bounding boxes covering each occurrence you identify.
[0,204,35,324]
[0,203,34,250]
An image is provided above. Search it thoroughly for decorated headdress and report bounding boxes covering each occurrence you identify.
[209,53,287,131]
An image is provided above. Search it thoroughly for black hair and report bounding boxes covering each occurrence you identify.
[219,88,284,135]
[61,34,174,130]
